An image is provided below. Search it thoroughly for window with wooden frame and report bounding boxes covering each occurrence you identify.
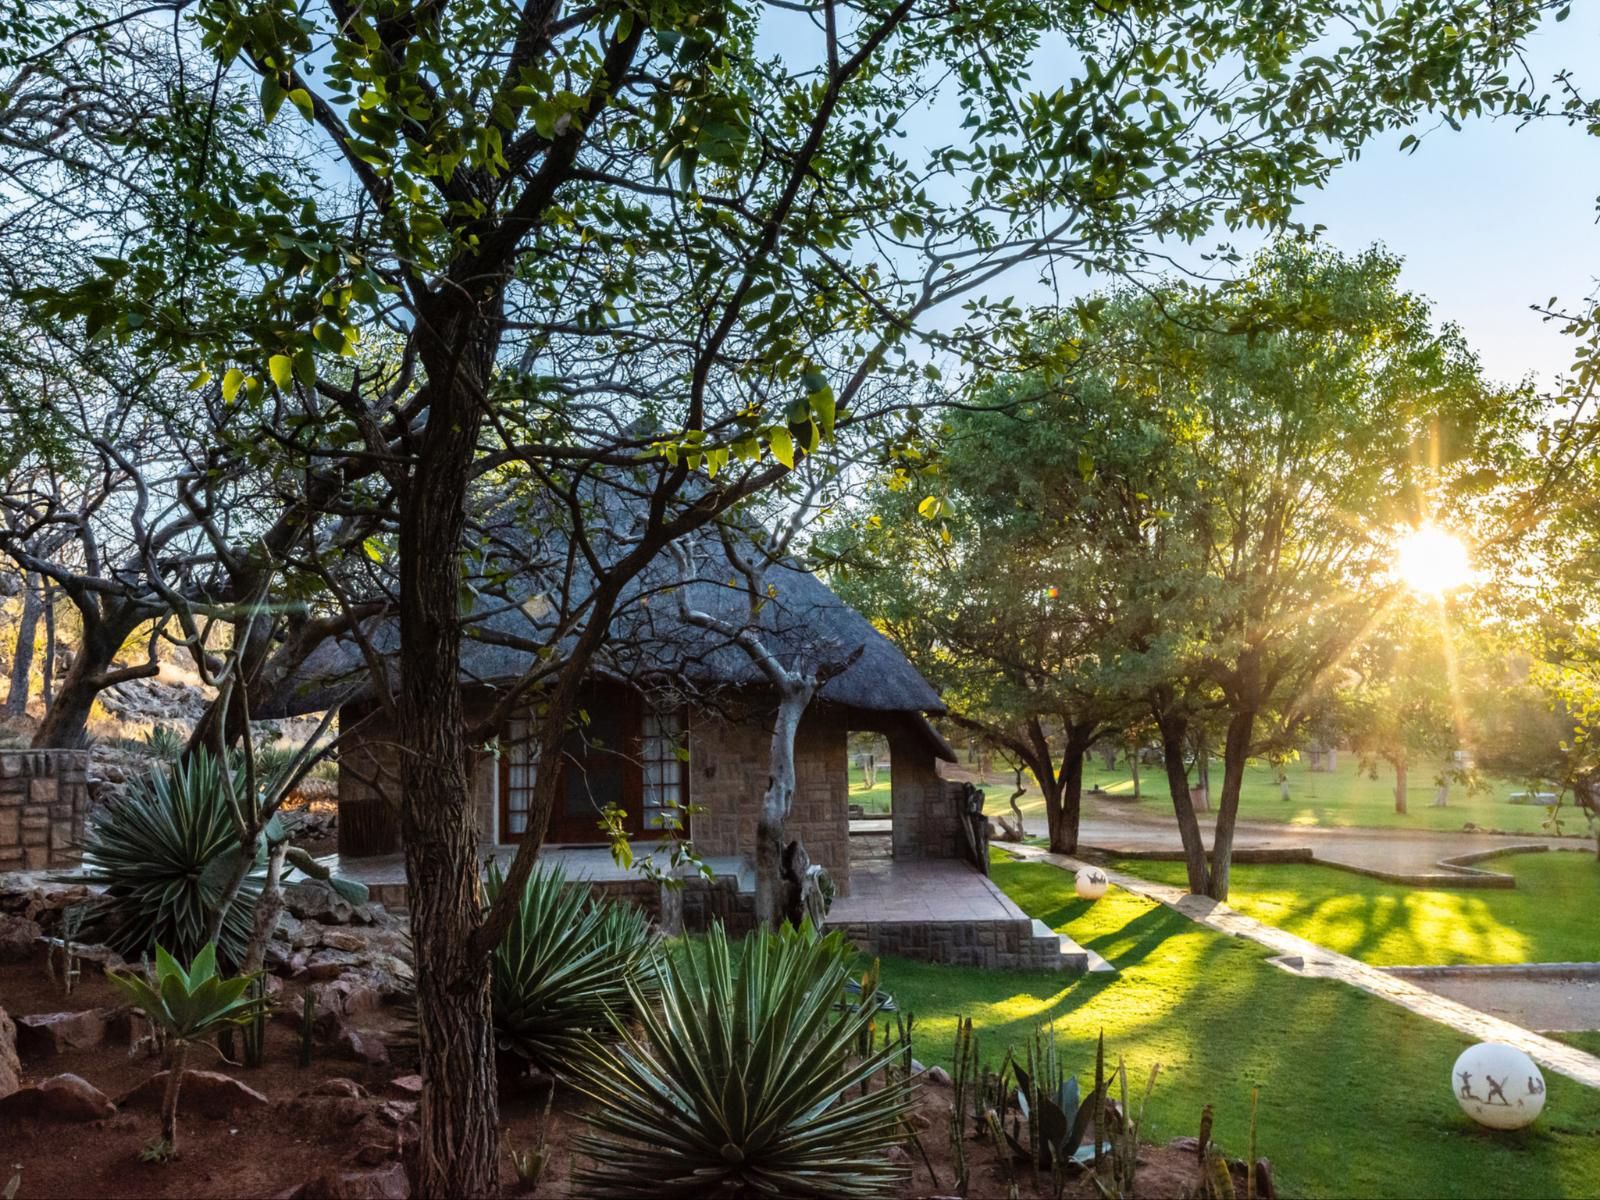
[497,686,689,844]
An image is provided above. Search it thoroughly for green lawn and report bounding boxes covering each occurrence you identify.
[1555,1031,1600,1058]
[879,852,1600,1199]
[974,754,1597,838]
[846,763,892,813]
[1102,851,1600,966]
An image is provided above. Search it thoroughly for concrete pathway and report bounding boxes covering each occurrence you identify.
[1039,806,1589,879]
[1005,844,1600,1090]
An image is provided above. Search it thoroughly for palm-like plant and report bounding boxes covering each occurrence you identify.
[74,751,263,966]
[108,943,269,1158]
[572,923,912,1199]
[485,860,658,1072]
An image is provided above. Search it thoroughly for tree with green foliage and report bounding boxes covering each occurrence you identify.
[8,0,1560,1189]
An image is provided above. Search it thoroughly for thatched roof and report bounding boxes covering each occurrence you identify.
[257,538,946,727]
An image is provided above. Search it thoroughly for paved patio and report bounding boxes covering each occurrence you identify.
[829,857,1027,925]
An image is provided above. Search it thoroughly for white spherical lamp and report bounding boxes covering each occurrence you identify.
[1452,1043,1545,1130]
[1074,866,1109,901]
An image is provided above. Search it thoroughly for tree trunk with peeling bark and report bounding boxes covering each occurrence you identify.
[755,679,816,929]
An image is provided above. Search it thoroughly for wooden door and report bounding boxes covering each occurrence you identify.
[499,684,643,845]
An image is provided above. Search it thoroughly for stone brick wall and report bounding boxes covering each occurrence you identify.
[336,701,496,855]
[889,733,963,861]
[688,707,851,896]
[830,916,1059,970]
[0,750,92,871]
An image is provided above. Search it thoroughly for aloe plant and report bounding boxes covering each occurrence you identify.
[108,943,269,1159]
[484,860,658,1072]
[75,752,264,965]
[572,922,912,1199]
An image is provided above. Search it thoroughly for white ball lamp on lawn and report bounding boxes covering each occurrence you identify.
[1074,866,1109,901]
[1452,1042,1546,1129]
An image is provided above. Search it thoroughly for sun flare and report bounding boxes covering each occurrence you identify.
[1394,524,1472,596]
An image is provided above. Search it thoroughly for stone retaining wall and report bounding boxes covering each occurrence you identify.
[0,750,92,871]
[831,917,1057,970]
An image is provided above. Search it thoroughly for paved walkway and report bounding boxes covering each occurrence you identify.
[1044,806,1587,879]
[1005,844,1600,1090]
[830,857,1026,924]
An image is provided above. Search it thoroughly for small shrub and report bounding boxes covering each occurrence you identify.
[485,860,658,1073]
[109,943,268,1159]
[74,750,262,965]
[572,922,912,1198]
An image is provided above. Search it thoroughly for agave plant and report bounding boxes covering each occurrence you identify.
[74,750,263,966]
[108,943,269,1158]
[572,922,913,1198]
[485,860,658,1072]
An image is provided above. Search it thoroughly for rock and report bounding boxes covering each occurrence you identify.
[376,1099,415,1127]
[1168,1136,1203,1155]
[117,1069,270,1118]
[15,1009,109,1055]
[289,1092,374,1129]
[282,1163,410,1199]
[0,1008,19,1098]
[0,1072,115,1121]
[284,880,360,925]
[923,1065,952,1087]
[884,1144,912,1165]
[352,1140,397,1168]
[909,1058,926,1075]
[309,1077,369,1099]
[0,913,41,963]
[388,1075,421,1096]
[319,929,368,953]
[335,1027,390,1067]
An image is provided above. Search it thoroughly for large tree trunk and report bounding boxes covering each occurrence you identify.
[1057,724,1095,855]
[755,682,814,929]
[1207,708,1256,901]
[399,357,499,1195]
[4,573,40,717]
[1157,710,1210,895]
[1392,750,1408,815]
[31,622,124,749]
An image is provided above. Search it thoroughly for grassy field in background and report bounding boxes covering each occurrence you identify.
[846,763,892,813]
[881,851,1600,1199]
[970,753,1595,838]
[1104,851,1600,966]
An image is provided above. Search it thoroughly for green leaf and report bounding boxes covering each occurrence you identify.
[260,75,286,123]
[268,354,293,389]
[221,368,244,405]
[769,426,794,469]
[288,88,315,122]
[917,495,942,520]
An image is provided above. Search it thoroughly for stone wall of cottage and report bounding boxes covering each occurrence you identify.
[889,729,963,861]
[0,750,92,871]
[334,696,851,898]
[686,707,851,897]
[336,701,495,856]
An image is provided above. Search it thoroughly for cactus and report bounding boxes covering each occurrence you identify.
[299,986,315,1067]
[950,1017,975,1195]
[242,975,267,1068]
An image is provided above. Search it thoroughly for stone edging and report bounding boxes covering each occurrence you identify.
[1384,961,1600,981]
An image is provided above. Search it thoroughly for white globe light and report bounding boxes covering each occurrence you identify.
[1452,1043,1546,1130]
[1074,866,1109,901]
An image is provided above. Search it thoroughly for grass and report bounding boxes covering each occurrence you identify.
[846,763,892,814]
[1101,851,1600,966]
[973,753,1598,838]
[1554,1031,1600,1058]
[879,850,1600,1199]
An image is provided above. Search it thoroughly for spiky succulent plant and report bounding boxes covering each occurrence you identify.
[485,859,658,1072]
[74,750,263,966]
[571,922,912,1199]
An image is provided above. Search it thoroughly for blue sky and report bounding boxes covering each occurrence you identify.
[1286,7,1600,391]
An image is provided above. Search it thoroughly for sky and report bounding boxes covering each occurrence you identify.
[1285,6,1600,391]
